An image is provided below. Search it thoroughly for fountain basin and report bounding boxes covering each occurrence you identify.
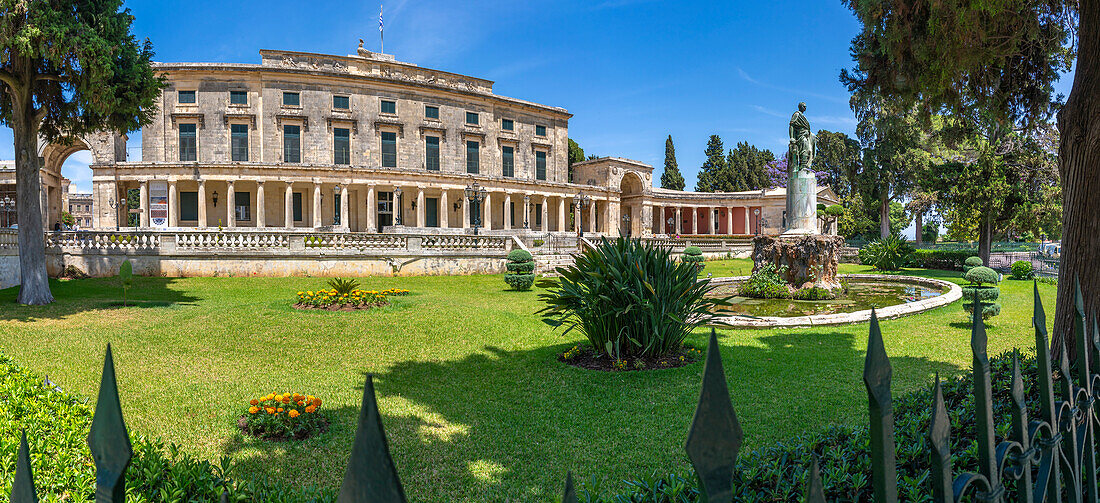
[706,274,962,329]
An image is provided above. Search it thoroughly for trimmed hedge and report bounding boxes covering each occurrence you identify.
[906,249,977,271]
[505,249,535,290]
[586,350,1044,502]
[1011,260,1034,280]
[682,246,705,271]
[963,266,1001,320]
[0,350,334,501]
[963,256,984,273]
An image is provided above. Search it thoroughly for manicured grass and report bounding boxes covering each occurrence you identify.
[0,260,1055,502]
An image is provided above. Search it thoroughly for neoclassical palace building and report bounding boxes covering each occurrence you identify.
[28,44,837,237]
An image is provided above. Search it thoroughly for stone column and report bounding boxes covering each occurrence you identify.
[603,198,610,235]
[197,180,207,229]
[256,182,266,228]
[743,206,750,235]
[503,193,512,230]
[284,182,294,229]
[168,180,178,228]
[675,206,682,234]
[139,180,149,228]
[440,189,449,229]
[558,197,566,232]
[483,191,492,230]
[312,182,322,228]
[356,186,368,232]
[462,192,470,229]
[226,180,236,228]
[589,200,598,233]
[339,184,349,230]
[541,196,549,231]
[416,187,426,228]
[366,185,377,232]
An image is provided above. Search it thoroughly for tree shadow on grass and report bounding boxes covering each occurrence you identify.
[216,327,960,502]
[0,276,200,322]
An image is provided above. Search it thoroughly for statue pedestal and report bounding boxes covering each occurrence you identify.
[751,234,844,289]
[783,170,818,235]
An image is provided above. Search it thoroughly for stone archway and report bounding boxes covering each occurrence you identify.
[37,133,126,229]
[619,171,645,237]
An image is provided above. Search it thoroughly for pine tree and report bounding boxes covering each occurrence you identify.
[695,135,726,192]
[726,149,747,192]
[660,135,685,190]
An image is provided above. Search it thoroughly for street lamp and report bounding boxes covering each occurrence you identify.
[522,194,531,229]
[393,187,403,226]
[333,186,341,226]
[666,216,675,236]
[572,192,591,238]
[107,197,122,231]
[464,182,487,235]
[0,195,13,228]
[753,208,761,236]
[621,213,631,238]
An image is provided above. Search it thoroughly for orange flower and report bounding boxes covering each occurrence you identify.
[281,396,291,404]
[249,399,258,406]
[248,406,259,414]
[289,410,300,418]
[296,400,305,406]
[304,405,316,413]
[277,407,284,413]
[265,407,275,414]
[312,397,322,407]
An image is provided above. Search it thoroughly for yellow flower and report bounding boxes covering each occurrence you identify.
[277,407,284,413]
[248,406,259,414]
[265,407,276,414]
[307,291,313,296]
[249,399,258,406]
[288,410,300,418]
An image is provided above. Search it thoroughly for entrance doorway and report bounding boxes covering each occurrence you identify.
[376,191,393,232]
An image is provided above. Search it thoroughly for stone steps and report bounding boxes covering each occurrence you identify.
[535,254,577,276]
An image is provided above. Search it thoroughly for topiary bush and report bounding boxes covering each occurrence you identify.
[906,249,977,271]
[738,263,790,299]
[504,249,535,290]
[963,256,984,273]
[681,246,705,271]
[858,234,913,271]
[538,238,731,359]
[1011,260,1034,280]
[962,265,1001,320]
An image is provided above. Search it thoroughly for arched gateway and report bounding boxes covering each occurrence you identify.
[34,133,126,229]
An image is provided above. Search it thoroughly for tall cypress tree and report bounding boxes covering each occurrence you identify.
[695,135,726,192]
[660,135,685,190]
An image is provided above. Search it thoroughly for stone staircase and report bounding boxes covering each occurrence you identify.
[535,253,577,276]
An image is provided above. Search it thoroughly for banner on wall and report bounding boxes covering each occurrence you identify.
[150,181,168,228]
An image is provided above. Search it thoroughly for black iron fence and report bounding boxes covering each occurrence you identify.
[7,282,1099,501]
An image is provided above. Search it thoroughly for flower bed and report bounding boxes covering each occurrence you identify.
[294,288,409,311]
[239,392,328,440]
[558,344,703,371]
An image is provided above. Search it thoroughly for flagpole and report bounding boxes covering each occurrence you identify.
[379,4,384,54]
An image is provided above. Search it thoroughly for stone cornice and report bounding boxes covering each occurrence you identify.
[274,114,309,131]
[170,112,205,129]
[223,113,256,128]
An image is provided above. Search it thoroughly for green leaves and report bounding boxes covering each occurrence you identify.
[326,277,361,295]
[537,237,731,359]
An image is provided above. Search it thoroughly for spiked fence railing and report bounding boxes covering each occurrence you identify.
[8,280,1100,502]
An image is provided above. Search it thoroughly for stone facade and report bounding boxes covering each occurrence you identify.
[67,192,93,228]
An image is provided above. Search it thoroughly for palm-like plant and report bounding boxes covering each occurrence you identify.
[326,277,360,295]
[537,238,731,360]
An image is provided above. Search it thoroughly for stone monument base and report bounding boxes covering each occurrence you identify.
[751,234,845,289]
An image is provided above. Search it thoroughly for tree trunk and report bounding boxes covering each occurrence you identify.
[879,196,890,238]
[1053,0,1100,363]
[9,57,53,305]
[978,210,992,267]
[914,211,923,247]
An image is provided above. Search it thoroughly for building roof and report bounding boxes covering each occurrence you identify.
[570,157,653,171]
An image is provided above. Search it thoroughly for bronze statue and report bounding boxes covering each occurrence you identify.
[788,102,815,172]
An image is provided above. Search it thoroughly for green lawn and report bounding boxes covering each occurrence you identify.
[0,260,1054,502]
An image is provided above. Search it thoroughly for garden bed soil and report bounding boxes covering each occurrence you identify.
[559,346,701,372]
[237,415,330,441]
[293,301,388,312]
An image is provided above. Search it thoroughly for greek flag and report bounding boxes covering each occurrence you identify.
[379,5,384,32]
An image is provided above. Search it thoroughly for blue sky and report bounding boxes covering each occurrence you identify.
[0,0,1075,208]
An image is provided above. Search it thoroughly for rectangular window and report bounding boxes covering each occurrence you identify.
[292,192,303,222]
[535,124,547,137]
[466,141,480,174]
[425,136,440,171]
[426,198,439,227]
[334,128,351,165]
[381,131,397,168]
[536,150,547,180]
[425,105,439,119]
[178,123,197,162]
[283,124,301,163]
[535,203,542,227]
[466,111,479,125]
[230,124,248,161]
[502,118,514,131]
[381,100,397,114]
[282,92,300,106]
[229,91,247,105]
[180,191,198,221]
[502,145,514,177]
[333,95,350,109]
[178,90,196,104]
[235,191,251,222]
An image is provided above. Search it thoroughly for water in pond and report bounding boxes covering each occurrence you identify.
[708,281,943,318]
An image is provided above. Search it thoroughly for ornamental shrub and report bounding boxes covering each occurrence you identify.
[738,263,790,299]
[906,249,977,270]
[682,246,705,271]
[326,277,360,295]
[537,238,731,359]
[505,249,535,290]
[963,266,1001,320]
[588,350,1046,502]
[859,234,913,271]
[963,256,984,273]
[1011,260,1034,280]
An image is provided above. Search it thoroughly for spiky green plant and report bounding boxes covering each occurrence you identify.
[537,238,731,359]
[326,277,360,295]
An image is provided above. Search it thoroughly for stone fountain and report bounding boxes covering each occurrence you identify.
[751,102,845,289]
